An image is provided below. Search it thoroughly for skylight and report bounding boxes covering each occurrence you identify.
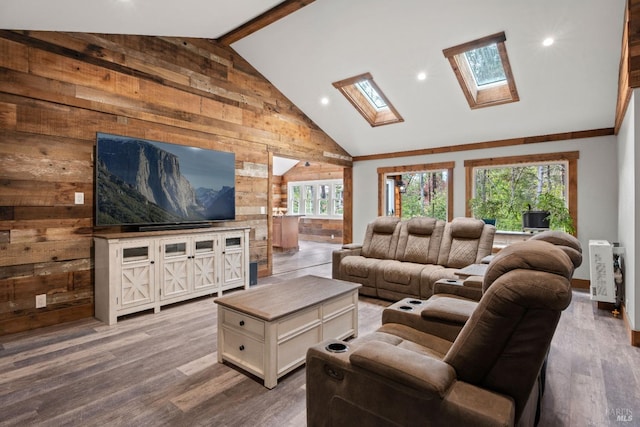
[355,80,388,110]
[443,32,519,109]
[463,43,506,87]
[333,73,403,127]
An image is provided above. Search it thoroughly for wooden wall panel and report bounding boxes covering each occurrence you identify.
[0,30,352,335]
[298,218,343,243]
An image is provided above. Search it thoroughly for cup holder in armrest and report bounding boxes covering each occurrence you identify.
[408,299,422,305]
[325,342,349,353]
[446,279,459,283]
[397,305,413,311]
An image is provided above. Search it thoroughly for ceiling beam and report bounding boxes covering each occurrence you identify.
[217,0,315,46]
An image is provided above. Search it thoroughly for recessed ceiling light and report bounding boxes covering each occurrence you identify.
[542,37,554,47]
[320,97,330,106]
[417,72,427,81]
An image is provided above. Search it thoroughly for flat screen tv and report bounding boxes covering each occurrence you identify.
[95,133,235,229]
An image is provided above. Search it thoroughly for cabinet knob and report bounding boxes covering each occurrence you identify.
[239,320,245,326]
[239,345,245,351]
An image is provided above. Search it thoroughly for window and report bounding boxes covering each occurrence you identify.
[377,162,454,221]
[464,44,506,86]
[465,152,579,233]
[355,80,387,110]
[396,171,449,221]
[333,73,404,127]
[443,32,519,109]
[288,180,344,218]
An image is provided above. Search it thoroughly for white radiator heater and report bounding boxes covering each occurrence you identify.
[588,240,615,303]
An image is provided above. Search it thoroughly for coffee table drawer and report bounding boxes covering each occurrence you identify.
[222,328,264,375]
[222,309,264,338]
[323,293,355,318]
[278,306,321,339]
[324,308,356,340]
[278,324,322,374]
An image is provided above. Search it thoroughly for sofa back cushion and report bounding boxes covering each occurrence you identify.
[437,217,495,268]
[482,239,574,293]
[361,216,401,259]
[394,217,445,264]
[529,230,583,269]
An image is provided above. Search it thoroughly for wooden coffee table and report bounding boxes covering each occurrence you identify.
[215,275,360,388]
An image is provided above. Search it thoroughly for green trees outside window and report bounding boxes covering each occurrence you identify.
[400,171,448,221]
[471,163,573,232]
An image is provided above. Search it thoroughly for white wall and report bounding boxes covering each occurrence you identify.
[617,90,638,330]
[352,135,619,281]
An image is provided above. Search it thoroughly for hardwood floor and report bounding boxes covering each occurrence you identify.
[1,241,638,426]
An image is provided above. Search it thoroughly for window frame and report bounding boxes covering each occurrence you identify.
[443,32,519,109]
[464,151,579,235]
[288,179,344,219]
[377,162,455,221]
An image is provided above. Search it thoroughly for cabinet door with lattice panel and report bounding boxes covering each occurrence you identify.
[222,233,245,291]
[159,237,191,301]
[193,233,220,291]
[119,240,156,309]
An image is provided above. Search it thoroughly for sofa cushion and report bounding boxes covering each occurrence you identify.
[446,240,481,269]
[361,216,401,259]
[361,323,454,359]
[406,216,437,235]
[436,218,495,269]
[450,217,485,239]
[529,230,583,268]
[482,240,574,293]
[395,218,444,264]
[341,256,379,278]
[381,261,415,285]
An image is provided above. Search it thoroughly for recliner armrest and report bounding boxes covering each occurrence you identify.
[342,243,363,250]
[421,295,477,324]
[332,247,362,279]
[349,341,455,397]
[434,281,483,301]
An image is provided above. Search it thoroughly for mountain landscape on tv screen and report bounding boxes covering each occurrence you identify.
[96,137,234,225]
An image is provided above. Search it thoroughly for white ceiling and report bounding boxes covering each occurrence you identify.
[0,0,627,158]
[273,156,299,176]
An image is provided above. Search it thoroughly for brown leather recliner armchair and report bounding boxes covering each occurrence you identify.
[306,239,575,427]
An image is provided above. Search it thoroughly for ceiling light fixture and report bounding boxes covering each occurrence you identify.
[417,72,427,81]
[320,97,329,105]
[542,37,554,47]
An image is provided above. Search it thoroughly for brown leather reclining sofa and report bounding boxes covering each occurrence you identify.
[332,216,496,300]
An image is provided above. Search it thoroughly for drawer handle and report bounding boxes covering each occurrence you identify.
[239,345,245,351]
[239,320,245,326]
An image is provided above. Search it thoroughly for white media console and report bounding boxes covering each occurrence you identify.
[94,227,250,325]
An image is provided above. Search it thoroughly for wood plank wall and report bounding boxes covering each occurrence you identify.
[0,30,352,335]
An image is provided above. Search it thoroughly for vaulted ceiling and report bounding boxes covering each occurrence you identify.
[0,0,626,159]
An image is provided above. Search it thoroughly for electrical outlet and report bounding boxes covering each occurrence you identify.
[260,206,266,215]
[331,234,335,239]
[74,192,84,205]
[35,294,47,308]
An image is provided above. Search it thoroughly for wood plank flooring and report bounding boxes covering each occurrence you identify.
[1,240,639,426]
